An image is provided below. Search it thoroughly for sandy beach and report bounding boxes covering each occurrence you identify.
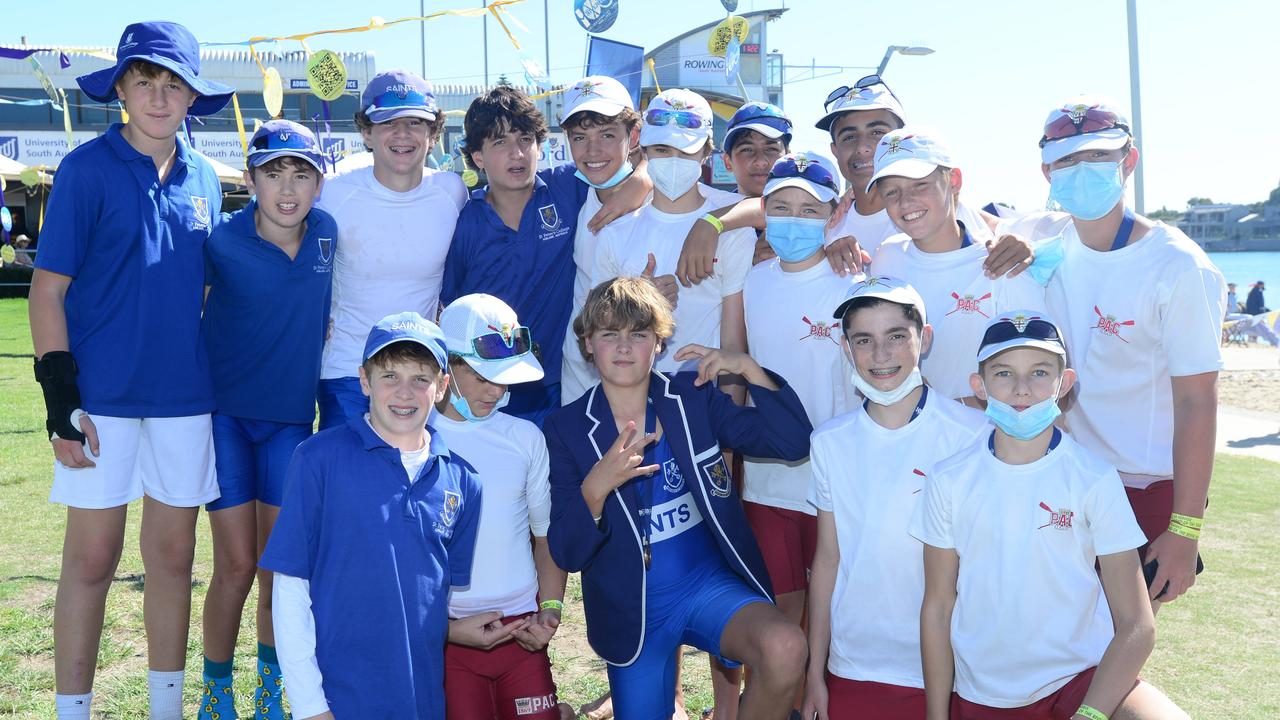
[1219,344,1280,414]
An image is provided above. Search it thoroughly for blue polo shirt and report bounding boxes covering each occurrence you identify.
[259,417,481,719]
[202,202,336,424]
[35,123,221,417]
[442,164,588,421]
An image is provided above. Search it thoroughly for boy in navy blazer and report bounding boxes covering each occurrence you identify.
[545,276,812,719]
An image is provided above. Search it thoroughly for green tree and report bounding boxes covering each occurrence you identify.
[1187,197,1215,207]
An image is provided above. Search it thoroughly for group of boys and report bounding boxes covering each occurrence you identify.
[29,17,1224,720]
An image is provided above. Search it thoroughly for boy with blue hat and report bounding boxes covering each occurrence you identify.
[262,311,482,720]
[1037,97,1223,611]
[317,69,467,429]
[198,119,335,720]
[914,310,1187,720]
[28,21,232,719]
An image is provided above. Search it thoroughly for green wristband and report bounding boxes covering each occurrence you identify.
[700,214,725,233]
[539,599,564,613]
[1166,522,1201,541]
[1075,704,1108,720]
[1170,512,1204,530]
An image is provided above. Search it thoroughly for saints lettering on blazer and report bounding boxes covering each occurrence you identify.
[545,369,812,666]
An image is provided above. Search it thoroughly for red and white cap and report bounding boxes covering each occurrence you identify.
[1039,96,1132,164]
[439,294,544,385]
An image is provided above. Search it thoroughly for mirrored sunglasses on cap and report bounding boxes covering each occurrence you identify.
[729,102,788,127]
[366,88,438,114]
[644,108,707,130]
[823,74,895,112]
[1039,106,1130,148]
[979,316,1063,350]
[768,156,838,195]
[457,326,534,361]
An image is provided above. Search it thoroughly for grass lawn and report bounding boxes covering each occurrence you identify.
[1,297,1277,718]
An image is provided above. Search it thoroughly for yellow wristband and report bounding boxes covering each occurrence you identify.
[1075,704,1108,720]
[1170,512,1204,530]
[539,599,564,612]
[1166,522,1201,540]
[700,213,725,233]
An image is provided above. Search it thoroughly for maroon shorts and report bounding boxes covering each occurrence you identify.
[742,501,817,595]
[952,667,1097,720]
[1124,479,1174,557]
[826,673,936,720]
[445,613,559,720]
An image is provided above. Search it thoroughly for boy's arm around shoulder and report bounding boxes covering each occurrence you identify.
[543,412,611,573]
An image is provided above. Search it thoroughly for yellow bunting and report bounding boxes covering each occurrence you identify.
[707,16,749,57]
[648,58,661,93]
[263,67,284,118]
[120,105,129,124]
[307,50,348,101]
[370,16,386,29]
[232,93,248,155]
[487,5,523,51]
[236,1,524,45]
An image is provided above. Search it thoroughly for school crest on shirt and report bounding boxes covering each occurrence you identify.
[1090,305,1134,343]
[317,236,334,264]
[945,291,992,317]
[190,196,211,231]
[1037,501,1073,530]
[662,458,685,494]
[440,490,462,527]
[538,203,561,231]
[701,456,733,498]
[799,315,840,345]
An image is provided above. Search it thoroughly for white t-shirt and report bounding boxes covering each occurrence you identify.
[743,260,862,513]
[872,226,1047,400]
[592,184,755,373]
[993,209,1073,243]
[561,189,607,406]
[830,199,989,261]
[809,390,988,688]
[318,167,468,379]
[1046,222,1226,483]
[909,432,1147,707]
[438,412,551,618]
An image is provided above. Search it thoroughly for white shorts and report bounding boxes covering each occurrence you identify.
[49,414,219,509]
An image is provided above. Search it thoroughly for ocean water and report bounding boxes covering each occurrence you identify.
[1206,252,1280,301]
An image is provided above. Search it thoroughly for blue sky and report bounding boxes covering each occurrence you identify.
[5,0,1276,212]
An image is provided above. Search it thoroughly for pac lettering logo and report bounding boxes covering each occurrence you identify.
[945,291,992,317]
[799,315,840,345]
[1090,305,1134,343]
[1038,501,1073,530]
[317,237,334,264]
[0,137,17,160]
[538,204,561,231]
[190,196,211,231]
[440,490,462,527]
[514,692,557,716]
[661,457,685,494]
[701,456,733,498]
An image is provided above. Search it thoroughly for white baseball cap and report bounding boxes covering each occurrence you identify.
[1039,96,1132,164]
[815,75,906,132]
[561,75,634,123]
[763,152,841,203]
[865,127,956,193]
[439,294,544,385]
[832,275,928,326]
[639,89,714,154]
[976,311,1067,363]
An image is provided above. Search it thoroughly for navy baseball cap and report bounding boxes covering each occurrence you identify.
[247,120,325,173]
[363,312,449,370]
[976,311,1067,363]
[725,102,792,153]
[77,22,234,117]
[362,70,439,124]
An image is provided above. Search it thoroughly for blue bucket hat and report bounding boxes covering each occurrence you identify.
[76,22,234,117]
[361,70,439,124]
[247,120,326,173]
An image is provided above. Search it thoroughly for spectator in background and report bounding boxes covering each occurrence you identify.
[13,235,34,267]
[1225,282,1238,315]
[1246,281,1268,315]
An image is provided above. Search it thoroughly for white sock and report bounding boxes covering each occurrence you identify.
[55,692,92,720]
[147,669,185,720]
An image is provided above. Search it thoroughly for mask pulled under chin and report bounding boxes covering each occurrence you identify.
[851,365,924,406]
[450,388,510,423]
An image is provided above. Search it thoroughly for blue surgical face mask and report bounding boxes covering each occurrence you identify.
[765,216,827,263]
[1024,235,1065,287]
[983,384,1062,440]
[1048,160,1126,221]
[449,387,510,423]
[575,160,633,190]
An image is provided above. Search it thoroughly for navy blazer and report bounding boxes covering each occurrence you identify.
[544,369,812,666]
